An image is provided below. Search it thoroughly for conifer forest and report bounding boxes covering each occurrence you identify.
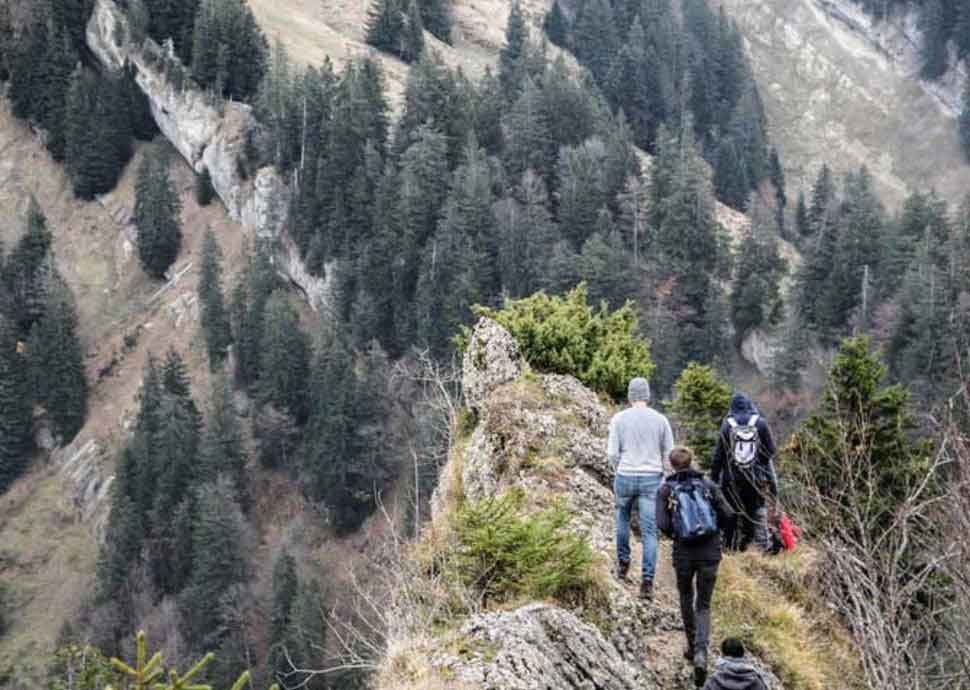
[1,0,970,688]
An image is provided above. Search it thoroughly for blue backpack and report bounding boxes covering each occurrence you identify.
[669,478,719,543]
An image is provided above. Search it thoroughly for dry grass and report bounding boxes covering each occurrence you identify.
[713,549,865,690]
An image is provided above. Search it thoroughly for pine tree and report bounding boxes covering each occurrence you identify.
[191,0,268,101]
[198,229,232,368]
[199,374,248,507]
[791,337,934,534]
[194,168,216,206]
[0,314,32,494]
[543,0,568,48]
[503,78,556,184]
[232,240,278,388]
[960,78,970,162]
[134,149,183,279]
[920,0,948,80]
[557,139,610,251]
[26,278,88,444]
[668,363,732,467]
[795,190,809,238]
[497,170,559,298]
[365,0,404,54]
[419,0,452,42]
[3,199,54,335]
[257,292,311,424]
[499,1,528,96]
[401,0,426,63]
[769,147,787,234]
[730,199,787,345]
[182,480,250,648]
[808,163,835,235]
[414,140,491,356]
[573,0,619,83]
[267,550,299,682]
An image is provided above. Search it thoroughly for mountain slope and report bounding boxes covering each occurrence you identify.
[725,0,970,208]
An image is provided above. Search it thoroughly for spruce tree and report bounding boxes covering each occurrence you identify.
[503,78,556,184]
[134,149,183,279]
[543,0,568,48]
[668,363,732,466]
[194,168,216,206]
[730,199,787,345]
[0,314,32,494]
[4,199,54,335]
[497,170,559,298]
[191,0,268,101]
[365,0,404,55]
[419,0,452,42]
[768,147,787,233]
[960,78,970,162]
[573,0,619,83]
[0,2,12,83]
[795,190,809,238]
[27,279,88,444]
[499,1,528,96]
[401,0,426,64]
[919,0,948,80]
[257,292,311,424]
[199,374,248,508]
[232,240,278,388]
[268,550,299,682]
[198,229,232,368]
[182,480,250,648]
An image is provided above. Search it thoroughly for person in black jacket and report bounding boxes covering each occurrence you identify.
[657,446,736,688]
[711,393,778,552]
[703,638,768,690]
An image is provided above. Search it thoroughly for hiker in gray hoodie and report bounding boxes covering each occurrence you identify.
[703,639,768,690]
[608,377,674,600]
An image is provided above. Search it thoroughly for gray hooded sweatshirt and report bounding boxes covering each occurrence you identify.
[702,658,768,690]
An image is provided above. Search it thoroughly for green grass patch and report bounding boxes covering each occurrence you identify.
[713,552,864,690]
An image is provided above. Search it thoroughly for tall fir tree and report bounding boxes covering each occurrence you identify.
[573,0,619,84]
[134,149,183,279]
[365,0,405,55]
[543,0,568,48]
[919,0,948,80]
[499,1,528,96]
[231,240,278,388]
[401,0,426,64]
[4,199,54,335]
[961,78,970,162]
[730,198,787,345]
[257,292,311,424]
[0,314,32,494]
[198,229,232,368]
[26,278,88,444]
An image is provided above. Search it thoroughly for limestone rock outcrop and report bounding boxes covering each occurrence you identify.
[85,0,331,310]
[401,318,787,690]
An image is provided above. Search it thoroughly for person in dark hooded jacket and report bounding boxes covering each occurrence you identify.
[703,638,768,690]
[711,393,778,552]
[657,446,735,687]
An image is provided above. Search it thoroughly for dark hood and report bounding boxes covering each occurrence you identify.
[709,658,765,690]
[728,392,758,423]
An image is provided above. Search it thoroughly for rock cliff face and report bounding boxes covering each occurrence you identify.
[723,0,970,208]
[388,318,786,690]
[85,0,331,309]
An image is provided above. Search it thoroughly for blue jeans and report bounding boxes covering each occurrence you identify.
[614,473,662,582]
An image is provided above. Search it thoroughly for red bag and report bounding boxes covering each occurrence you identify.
[779,513,800,551]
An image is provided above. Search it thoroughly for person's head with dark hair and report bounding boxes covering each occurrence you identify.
[669,446,694,472]
[721,637,745,659]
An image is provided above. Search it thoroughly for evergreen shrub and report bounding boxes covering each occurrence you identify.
[667,363,732,467]
[450,489,596,605]
[469,283,654,401]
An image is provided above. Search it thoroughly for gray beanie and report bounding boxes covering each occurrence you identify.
[628,377,651,402]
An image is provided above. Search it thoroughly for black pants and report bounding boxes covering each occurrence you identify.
[722,478,767,552]
[675,559,719,656]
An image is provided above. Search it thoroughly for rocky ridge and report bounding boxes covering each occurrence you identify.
[85,0,331,309]
[383,318,786,690]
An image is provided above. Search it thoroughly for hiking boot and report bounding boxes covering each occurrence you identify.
[639,578,653,601]
[616,560,630,582]
[693,650,708,688]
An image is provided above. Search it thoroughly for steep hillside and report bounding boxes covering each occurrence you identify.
[374,318,862,690]
[0,97,255,684]
[724,0,970,208]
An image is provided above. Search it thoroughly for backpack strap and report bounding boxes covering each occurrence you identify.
[726,417,739,429]
[749,414,760,427]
